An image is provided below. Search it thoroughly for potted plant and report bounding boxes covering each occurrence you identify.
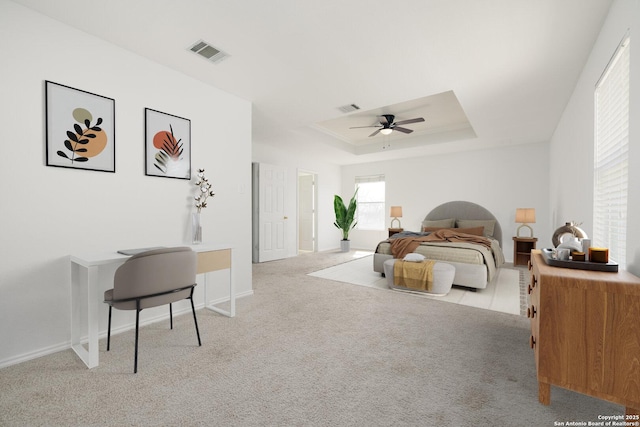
[333,189,358,252]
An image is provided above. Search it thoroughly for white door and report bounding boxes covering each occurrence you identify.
[256,163,288,262]
[298,172,315,252]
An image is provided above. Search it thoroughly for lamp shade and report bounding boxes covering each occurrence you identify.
[380,128,393,135]
[515,208,536,224]
[390,206,403,218]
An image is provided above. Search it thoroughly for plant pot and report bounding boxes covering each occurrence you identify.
[340,240,350,252]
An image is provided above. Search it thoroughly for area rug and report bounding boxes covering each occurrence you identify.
[308,255,523,316]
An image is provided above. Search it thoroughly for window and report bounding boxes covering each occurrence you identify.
[355,175,385,230]
[594,36,629,268]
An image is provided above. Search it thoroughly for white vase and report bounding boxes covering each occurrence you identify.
[192,212,202,244]
[340,240,350,252]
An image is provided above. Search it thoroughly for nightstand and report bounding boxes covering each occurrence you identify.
[513,236,537,266]
[388,228,403,238]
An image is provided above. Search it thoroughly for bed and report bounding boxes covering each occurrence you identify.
[373,201,505,290]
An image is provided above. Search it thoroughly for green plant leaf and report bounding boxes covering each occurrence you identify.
[333,188,358,240]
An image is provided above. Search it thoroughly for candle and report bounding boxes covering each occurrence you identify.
[589,247,609,263]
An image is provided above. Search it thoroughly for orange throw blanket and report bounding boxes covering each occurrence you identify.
[390,229,492,259]
[393,260,436,291]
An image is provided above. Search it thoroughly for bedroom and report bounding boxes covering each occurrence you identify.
[2,0,640,422]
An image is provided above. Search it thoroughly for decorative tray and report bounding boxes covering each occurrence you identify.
[540,248,618,272]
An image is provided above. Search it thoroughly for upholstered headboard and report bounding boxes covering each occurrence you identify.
[424,201,503,247]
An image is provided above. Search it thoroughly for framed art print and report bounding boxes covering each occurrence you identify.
[45,81,115,172]
[144,108,191,179]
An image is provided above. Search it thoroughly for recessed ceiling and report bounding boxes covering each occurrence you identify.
[8,0,614,165]
[313,91,475,151]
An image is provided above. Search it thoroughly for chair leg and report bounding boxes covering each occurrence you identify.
[107,305,112,351]
[169,303,173,330]
[190,297,201,346]
[134,305,140,374]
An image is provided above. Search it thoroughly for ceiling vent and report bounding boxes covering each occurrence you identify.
[188,40,229,64]
[338,104,360,114]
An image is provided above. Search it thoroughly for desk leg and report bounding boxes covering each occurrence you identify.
[229,251,235,317]
[203,253,235,318]
[71,264,99,368]
[203,273,235,318]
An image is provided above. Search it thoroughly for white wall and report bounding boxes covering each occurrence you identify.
[341,142,551,262]
[252,142,342,255]
[550,0,640,275]
[0,1,252,367]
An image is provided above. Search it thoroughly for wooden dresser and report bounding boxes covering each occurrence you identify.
[528,250,640,415]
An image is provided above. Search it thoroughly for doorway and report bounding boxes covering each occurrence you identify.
[298,170,317,253]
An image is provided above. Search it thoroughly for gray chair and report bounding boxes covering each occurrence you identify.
[104,247,201,373]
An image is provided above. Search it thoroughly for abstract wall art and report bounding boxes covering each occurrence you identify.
[144,108,191,180]
[45,81,116,172]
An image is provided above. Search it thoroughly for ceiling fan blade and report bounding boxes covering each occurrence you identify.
[350,125,382,129]
[394,117,425,126]
[369,128,382,137]
[393,126,414,134]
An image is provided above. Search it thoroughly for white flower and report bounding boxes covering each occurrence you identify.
[193,168,214,212]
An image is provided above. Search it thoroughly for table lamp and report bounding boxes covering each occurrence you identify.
[515,208,536,237]
[390,206,402,228]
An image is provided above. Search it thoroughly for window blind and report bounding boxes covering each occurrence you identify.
[594,36,629,268]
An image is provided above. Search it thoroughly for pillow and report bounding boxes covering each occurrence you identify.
[422,226,485,236]
[456,219,496,237]
[422,226,448,232]
[453,226,485,236]
[421,218,455,229]
[403,253,426,262]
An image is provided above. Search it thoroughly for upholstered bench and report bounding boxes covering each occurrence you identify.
[383,258,455,295]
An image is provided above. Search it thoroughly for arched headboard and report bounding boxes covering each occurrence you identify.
[424,201,503,247]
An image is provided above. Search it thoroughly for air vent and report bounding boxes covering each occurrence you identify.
[188,40,229,64]
[338,104,360,113]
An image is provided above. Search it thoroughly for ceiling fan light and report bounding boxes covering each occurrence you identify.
[380,128,393,135]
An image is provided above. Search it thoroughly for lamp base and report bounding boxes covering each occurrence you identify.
[517,224,533,238]
[391,218,401,229]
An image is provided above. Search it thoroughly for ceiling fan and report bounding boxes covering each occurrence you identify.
[350,114,425,137]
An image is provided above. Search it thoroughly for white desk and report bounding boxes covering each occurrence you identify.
[70,243,235,368]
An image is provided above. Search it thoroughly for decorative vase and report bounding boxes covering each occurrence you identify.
[340,240,350,252]
[552,222,588,247]
[192,212,202,244]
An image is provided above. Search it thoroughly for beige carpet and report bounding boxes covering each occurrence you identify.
[0,250,621,426]
[308,254,521,315]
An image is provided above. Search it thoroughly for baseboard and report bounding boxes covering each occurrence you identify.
[0,289,254,370]
[0,342,71,370]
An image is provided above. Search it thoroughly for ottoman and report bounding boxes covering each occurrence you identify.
[383,259,455,295]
